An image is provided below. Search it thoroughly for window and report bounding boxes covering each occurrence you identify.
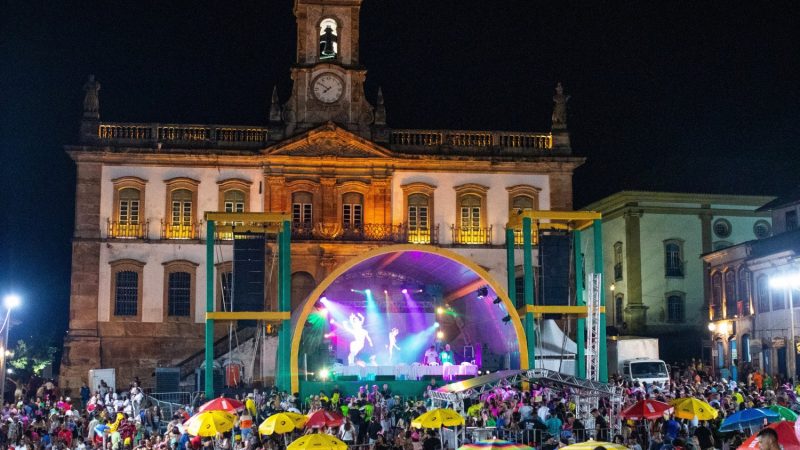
[164,178,199,239]
[110,259,144,319]
[460,195,481,230]
[772,282,787,310]
[216,262,233,312]
[738,267,751,315]
[164,260,197,319]
[217,179,251,213]
[511,195,534,213]
[408,194,430,231]
[342,192,363,229]
[757,275,770,313]
[224,190,245,213]
[711,272,722,319]
[787,210,798,231]
[664,240,684,277]
[454,184,489,244]
[615,294,624,325]
[111,176,147,239]
[666,292,685,323]
[754,220,772,239]
[292,192,313,225]
[713,218,732,238]
[724,271,737,318]
[319,18,338,60]
[613,242,623,281]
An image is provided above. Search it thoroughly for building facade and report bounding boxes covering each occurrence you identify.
[582,191,773,363]
[59,0,583,391]
[704,189,800,380]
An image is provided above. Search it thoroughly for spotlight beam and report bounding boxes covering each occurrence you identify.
[443,279,487,303]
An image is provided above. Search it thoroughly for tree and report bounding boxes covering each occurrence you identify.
[8,339,57,380]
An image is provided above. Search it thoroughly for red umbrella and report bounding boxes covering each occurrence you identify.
[305,410,344,429]
[619,399,674,420]
[198,397,245,413]
[739,421,800,450]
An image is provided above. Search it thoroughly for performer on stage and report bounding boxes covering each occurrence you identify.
[440,344,455,365]
[423,345,440,365]
[341,312,373,365]
[387,328,401,362]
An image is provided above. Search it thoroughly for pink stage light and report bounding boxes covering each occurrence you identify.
[401,288,408,294]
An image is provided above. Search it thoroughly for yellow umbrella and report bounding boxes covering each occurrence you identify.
[286,434,348,450]
[259,412,308,435]
[412,408,465,428]
[560,440,627,450]
[672,397,718,420]
[184,410,237,437]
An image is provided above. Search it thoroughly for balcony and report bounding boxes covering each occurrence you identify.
[290,223,440,244]
[161,221,201,240]
[451,226,493,246]
[107,220,148,239]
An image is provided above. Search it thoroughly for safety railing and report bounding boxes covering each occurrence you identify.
[96,123,272,147]
[390,129,552,153]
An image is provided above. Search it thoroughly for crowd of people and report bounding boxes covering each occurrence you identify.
[0,360,798,450]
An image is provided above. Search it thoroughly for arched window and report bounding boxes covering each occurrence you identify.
[725,271,737,318]
[119,188,141,225]
[110,259,144,319]
[738,267,751,315]
[613,242,623,281]
[773,280,787,310]
[615,294,625,325]
[711,272,723,319]
[292,191,314,225]
[171,189,192,226]
[511,195,534,212]
[757,275,770,313]
[167,272,191,317]
[666,292,685,323]
[460,195,481,230]
[664,240,684,277]
[342,192,363,229]
[291,272,316,312]
[223,190,245,213]
[319,18,338,60]
[408,193,430,231]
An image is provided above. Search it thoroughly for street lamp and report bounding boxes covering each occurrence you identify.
[770,273,800,379]
[0,294,20,402]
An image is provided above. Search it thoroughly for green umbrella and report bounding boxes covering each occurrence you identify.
[769,405,798,421]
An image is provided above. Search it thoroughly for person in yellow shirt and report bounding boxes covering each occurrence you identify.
[245,393,257,417]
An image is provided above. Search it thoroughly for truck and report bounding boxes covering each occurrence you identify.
[607,336,670,386]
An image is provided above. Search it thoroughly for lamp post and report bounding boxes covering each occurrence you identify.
[0,294,20,402]
[770,274,800,380]
[708,322,717,377]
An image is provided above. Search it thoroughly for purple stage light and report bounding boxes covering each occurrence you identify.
[401,288,408,294]
[320,296,329,303]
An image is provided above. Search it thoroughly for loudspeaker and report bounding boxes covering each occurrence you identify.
[233,233,266,325]
[338,375,358,381]
[538,234,572,306]
[375,375,395,381]
[155,368,180,393]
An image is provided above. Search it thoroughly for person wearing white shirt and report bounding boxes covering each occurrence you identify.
[423,346,439,365]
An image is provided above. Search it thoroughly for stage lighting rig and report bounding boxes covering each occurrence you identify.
[492,297,502,304]
[476,286,488,299]
[502,315,511,323]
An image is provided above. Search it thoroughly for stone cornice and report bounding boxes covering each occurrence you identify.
[582,190,775,214]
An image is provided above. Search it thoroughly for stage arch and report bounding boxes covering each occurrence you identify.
[289,244,528,392]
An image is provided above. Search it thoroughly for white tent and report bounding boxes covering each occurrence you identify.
[534,319,577,374]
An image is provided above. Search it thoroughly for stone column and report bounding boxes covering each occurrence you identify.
[623,209,648,334]
[320,177,338,224]
[549,172,573,211]
[699,208,713,317]
[60,161,103,392]
[266,176,286,213]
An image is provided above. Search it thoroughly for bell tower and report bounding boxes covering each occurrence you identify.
[283,0,376,138]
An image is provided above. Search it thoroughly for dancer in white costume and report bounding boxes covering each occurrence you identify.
[342,312,373,365]
[387,328,401,362]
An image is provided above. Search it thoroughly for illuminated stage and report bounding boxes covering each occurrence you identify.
[294,247,525,397]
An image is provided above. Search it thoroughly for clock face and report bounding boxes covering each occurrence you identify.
[312,74,344,104]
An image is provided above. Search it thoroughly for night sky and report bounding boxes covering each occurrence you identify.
[1,1,798,355]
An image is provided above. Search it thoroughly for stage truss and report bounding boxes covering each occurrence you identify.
[430,368,621,423]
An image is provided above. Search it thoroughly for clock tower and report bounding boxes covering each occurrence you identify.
[283,0,376,138]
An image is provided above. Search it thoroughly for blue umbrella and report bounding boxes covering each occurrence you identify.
[719,408,781,432]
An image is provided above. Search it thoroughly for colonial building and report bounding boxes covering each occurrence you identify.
[60,0,583,391]
[704,188,800,380]
[582,191,773,363]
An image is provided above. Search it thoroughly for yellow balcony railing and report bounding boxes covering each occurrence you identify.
[451,225,493,245]
[161,221,200,240]
[107,219,148,239]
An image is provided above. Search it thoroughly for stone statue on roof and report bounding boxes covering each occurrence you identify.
[83,75,101,119]
[551,82,570,128]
